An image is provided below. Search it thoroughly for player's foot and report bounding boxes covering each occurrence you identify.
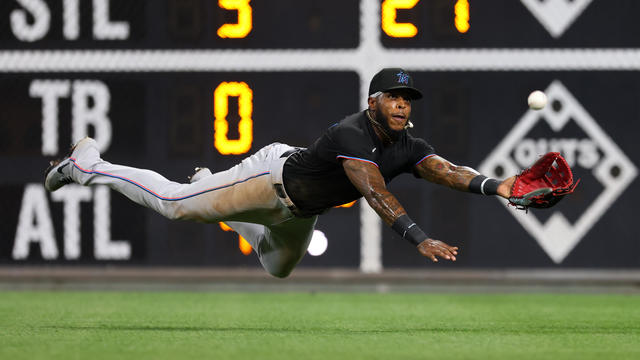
[44,137,97,192]
[188,167,212,183]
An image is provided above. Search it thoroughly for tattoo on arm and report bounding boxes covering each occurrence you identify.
[416,155,480,192]
[342,159,406,226]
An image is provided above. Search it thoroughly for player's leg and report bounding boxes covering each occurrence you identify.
[224,221,265,248]
[45,137,311,277]
[226,215,318,278]
[45,138,293,224]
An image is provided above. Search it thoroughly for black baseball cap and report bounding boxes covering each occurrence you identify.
[368,68,423,100]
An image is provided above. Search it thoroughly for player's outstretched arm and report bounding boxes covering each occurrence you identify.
[415,155,515,199]
[342,158,457,262]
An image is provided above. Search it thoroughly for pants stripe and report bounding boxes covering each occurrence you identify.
[69,158,270,201]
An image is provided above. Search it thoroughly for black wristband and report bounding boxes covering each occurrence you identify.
[469,175,500,196]
[391,214,427,246]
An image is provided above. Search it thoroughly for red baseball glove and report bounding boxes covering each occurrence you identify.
[508,152,579,210]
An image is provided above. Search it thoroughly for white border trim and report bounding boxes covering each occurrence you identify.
[1,48,640,72]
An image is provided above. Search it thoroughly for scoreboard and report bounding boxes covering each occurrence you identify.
[2,0,638,49]
[0,0,639,270]
[380,0,639,48]
[0,0,360,49]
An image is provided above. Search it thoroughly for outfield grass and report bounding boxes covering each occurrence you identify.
[1,291,639,360]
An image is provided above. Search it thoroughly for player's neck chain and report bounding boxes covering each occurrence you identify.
[366,109,394,145]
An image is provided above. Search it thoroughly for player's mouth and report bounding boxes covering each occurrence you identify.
[390,114,407,127]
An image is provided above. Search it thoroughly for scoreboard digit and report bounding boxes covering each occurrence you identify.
[213,82,253,155]
[217,0,252,38]
[381,0,420,38]
[382,0,470,38]
[454,0,470,34]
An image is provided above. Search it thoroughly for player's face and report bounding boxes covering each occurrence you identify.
[371,90,412,131]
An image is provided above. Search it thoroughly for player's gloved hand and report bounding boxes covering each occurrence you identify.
[417,239,458,262]
[507,152,579,210]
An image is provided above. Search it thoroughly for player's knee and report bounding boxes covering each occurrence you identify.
[257,240,305,279]
[260,253,295,278]
[264,257,298,278]
[267,266,294,279]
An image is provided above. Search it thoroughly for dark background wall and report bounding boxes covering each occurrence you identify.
[0,0,638,269]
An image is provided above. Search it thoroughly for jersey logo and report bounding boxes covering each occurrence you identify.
[372,147,377,153]
[396,72,409,85]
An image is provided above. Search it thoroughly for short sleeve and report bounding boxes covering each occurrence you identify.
[329,123,379,167]
[408,137,436,176]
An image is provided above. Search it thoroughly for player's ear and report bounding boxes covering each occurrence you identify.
[367,96,376,111]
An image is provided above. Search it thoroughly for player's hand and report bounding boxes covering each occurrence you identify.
[416,238,458,262]
[497,176,516,199]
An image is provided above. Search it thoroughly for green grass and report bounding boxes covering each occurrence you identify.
[1,291,639,360]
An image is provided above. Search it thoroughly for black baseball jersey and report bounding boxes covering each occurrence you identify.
[283,110,435,216]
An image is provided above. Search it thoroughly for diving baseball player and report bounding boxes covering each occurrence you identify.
[44,68,551,278]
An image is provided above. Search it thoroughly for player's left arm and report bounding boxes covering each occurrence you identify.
[415,155,515,199]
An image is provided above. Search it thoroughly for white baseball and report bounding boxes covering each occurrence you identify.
[527,90,547,110]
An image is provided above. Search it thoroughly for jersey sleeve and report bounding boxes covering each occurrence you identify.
[328,123,379,167]
[408,137,436,176]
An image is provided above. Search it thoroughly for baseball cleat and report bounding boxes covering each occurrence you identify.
[188,167,212,183]
[44,137,96,192]
[44,158,74,192]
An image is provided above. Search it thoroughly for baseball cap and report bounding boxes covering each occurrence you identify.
[368,68,423,100]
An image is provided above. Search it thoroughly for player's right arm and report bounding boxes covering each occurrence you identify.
[341,158,458,262]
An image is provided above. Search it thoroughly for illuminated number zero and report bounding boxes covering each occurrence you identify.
[213,82,253,155]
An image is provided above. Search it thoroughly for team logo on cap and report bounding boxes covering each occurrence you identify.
[396,72,409,85]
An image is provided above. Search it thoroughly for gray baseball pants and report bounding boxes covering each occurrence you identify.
[68,139,317,278]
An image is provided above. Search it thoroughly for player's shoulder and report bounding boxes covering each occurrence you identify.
[328,111,368,138]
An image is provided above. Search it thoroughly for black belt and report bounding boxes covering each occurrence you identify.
[280,148,301,158]
[274,147,306,217]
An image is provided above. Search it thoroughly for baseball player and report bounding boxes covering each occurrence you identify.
[44,68,518,278]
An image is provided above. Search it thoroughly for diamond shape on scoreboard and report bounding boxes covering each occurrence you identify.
[520,0,593,38]
[479,81,637,263]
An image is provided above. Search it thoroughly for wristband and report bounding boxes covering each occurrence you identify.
[469,175,500,196]
[391,214,427,246]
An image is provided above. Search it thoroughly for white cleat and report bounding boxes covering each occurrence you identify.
[44,137,97,192]
[188,167,212,183]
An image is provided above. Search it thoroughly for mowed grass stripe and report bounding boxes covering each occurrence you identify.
[1,292,639,360]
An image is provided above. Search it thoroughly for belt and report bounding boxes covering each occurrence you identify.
[279,148,300,158]
[271,148,304,217]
